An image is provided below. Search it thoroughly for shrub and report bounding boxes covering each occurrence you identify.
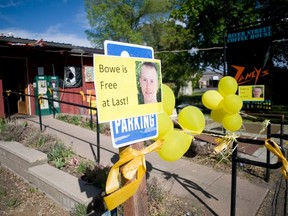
[47,143,74,169]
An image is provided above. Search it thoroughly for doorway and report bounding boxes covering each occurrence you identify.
[0,58,27,116]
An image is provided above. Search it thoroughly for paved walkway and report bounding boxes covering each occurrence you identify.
[15,114,288,216]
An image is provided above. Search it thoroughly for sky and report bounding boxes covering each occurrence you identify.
[0,0,93,47]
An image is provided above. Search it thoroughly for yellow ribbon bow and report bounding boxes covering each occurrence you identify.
[38,94,43,105]
[265,139,288,180]
[6,90,11,96]
[47,88,52,95]
[104,139,163,210]
[79,90,85,101]
[214,133,239,154]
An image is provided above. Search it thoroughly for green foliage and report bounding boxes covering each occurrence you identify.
[0,186,7,198]
[70,203,88,216]
[76,160,90,175]
[6,198,22,209]
[171,0,260,69]
[84,0,174,48]
[56,114,109,134]
[0,118,7,132]
[0,119,28,142]
[47,143,74,169]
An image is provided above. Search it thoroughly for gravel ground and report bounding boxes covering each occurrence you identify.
[0,165,70,216]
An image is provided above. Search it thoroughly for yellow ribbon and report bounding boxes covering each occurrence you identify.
[79,91,85,101]
[47,88,52,95]
[265,139,288,180]
[214,133,239,154]
[6,90,11,96]
[104,139,163,210]
[254,119,270,140]
[38,94,43,105]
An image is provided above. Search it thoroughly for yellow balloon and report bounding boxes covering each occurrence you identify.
[178,106,205,134]
[210,108,227,123]
[157,129,193,162]
[222,113,243,132]
[154,112,174,140]
[218,76,238,96]
[222,94,243,114]
[201,90,223,110]
[162,84,175,116]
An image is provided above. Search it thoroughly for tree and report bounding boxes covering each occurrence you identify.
[84,0,198,96]
[84,0,173,48]
[170,0,260,70]
[260,0,288,69]
[140,19,198,95]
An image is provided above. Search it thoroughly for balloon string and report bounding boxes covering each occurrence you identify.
[253,119,271,140]
[174,120,201,136]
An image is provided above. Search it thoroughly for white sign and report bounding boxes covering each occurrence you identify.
[104,40,158,148]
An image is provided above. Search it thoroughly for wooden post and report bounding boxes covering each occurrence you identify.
[120,142,148,216]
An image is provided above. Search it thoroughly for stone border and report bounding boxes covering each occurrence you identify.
[0,141,101,210]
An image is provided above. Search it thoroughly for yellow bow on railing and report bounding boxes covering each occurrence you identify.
[214,133,239,154]
[38,94,43,105]
[104,139,163,210]
[6,90,11,96]
[265,139,288,180]
[79,91,85,101]
[47,88,52,95]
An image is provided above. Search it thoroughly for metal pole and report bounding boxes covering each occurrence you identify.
[280,115,284,147]
[5,95,11,121]
[38,97,43,131]
[265,123,271,182]
[231,140,238,216]
[223,31,227,76]
[90,100,93,130]
[51,89,56,118]
[96,110,100,164]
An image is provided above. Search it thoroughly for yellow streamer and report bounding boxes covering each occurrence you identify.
[104,139,163,210]
[213,133,239,154]
[38,94,43,105]
[254,119,270,140]
[79,91,85,101]
[47,88,52,95]
[265,139,288,180]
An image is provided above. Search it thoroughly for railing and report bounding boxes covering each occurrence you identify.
[230,113,287,216]
[3,89,101,164]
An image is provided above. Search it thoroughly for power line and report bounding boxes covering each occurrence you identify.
[154,46,224,54]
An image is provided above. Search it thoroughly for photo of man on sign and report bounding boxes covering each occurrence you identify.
[252,86,264,98]
[137,61,162,104]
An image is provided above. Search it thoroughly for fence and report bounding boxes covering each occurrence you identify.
[3,89,101,164]
[230,113,287,216]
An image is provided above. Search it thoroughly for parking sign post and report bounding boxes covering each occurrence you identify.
[104,40,156,215]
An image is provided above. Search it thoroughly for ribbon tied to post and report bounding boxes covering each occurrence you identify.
[265,139,288,180]
[103,139,163,210]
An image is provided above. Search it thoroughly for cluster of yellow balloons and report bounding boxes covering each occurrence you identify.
[201,76,243,132]
[155,84,206,162]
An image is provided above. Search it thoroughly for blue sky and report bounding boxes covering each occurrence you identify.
[0,0,92,47]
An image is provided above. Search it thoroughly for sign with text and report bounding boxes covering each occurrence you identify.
[105,40,158,148]
[104,40,154,58]
[94,55,162,123]
[238,85,265,101]
[110,114,157,148]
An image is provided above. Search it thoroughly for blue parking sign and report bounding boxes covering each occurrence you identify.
[104,40,154,58]
[104,40,158,148]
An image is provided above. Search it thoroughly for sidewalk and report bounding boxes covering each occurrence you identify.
[16,114,285,216]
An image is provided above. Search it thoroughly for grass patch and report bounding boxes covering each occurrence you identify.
[47,143,74,169]
[56,114,110,134]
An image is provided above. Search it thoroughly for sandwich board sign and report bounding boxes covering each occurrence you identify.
[104,40,158,148]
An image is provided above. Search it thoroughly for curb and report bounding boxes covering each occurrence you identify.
[0,141,101,210]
